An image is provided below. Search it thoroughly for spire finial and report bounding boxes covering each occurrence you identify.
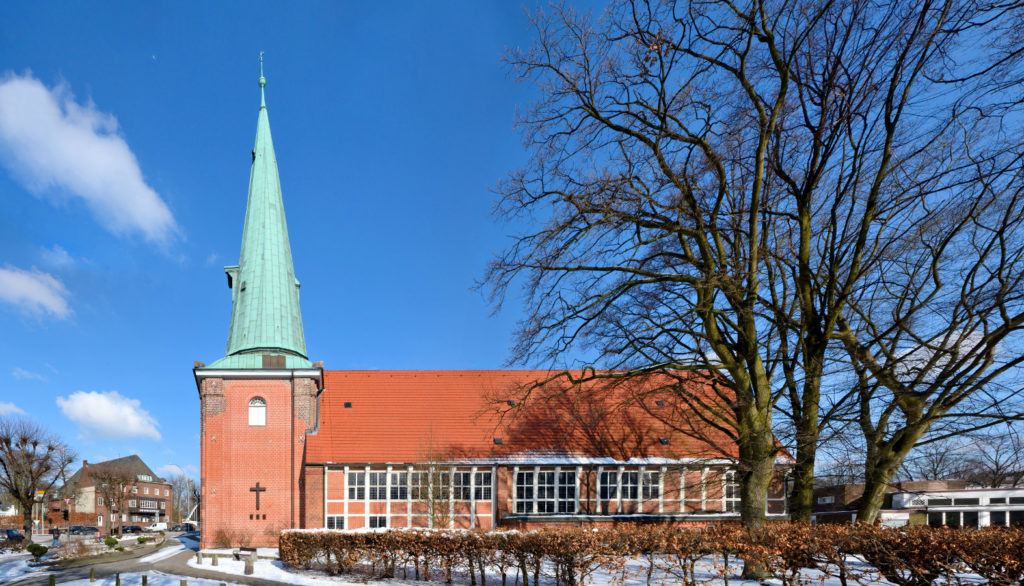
[258,51,266,108]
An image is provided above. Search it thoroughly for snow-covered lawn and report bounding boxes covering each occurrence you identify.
[61,571,247,586]
[187,552,900,586]
[139,543,186,563]
[0,553,49,582]
[198,547,278,558]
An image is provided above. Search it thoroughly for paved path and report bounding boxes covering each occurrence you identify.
[8,535,287,586]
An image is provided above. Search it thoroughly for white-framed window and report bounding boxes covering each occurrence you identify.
[129,499,136,507]
[642,471,660,499]
[474,472,492,500]
[97,515,103,526]
[557,470,576,513]
[132,486,138,494]
[160,501,165,509]
[326,515,344,529]
[144,487,149,495]
[453,472,472,500]
[599,470,618,500]
[410,471,427,500]
[347,472,365,500]
[249,397,267,426]
[165,489,170,497]
[515,471,534,513]
[516,469,576,514]
[390,472,408,500]
[368,472,387,500]
[621,471,639,500]
[97,497,104,506]
[368,515,387,528]
[723,470,740,512]
[536,471,556,513]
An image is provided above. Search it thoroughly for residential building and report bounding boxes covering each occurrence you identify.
[52,455,172,530]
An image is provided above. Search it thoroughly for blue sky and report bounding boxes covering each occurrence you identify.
[0,2,565,481]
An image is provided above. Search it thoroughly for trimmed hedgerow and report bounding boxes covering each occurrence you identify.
[279,524,1024,586]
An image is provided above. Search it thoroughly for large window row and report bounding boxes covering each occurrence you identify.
[347,469,492,501]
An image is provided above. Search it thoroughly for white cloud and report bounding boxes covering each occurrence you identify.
[158,463,198,479]
[56,390,161,440]
[0,402,26,416]
[39,244,74,268]
[12,367,46,381]
[0,265,71,318]
[0,73,178,245]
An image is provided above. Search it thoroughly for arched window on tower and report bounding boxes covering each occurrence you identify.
[249,397,266,426]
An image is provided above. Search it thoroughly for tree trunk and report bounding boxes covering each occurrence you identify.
[788,356,823,523]
[739,418,776,579]
[856,426,927,524]
[21,508,32,536]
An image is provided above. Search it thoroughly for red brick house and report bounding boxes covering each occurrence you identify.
[51,455,172,533]
[195,65,791,549]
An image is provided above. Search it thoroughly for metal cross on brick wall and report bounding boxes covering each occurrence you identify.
[250,482,267,510]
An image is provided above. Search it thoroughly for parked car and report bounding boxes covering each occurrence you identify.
[2,529,25,546]
[144,522,167,532]
[121,525,143,534]
[68,526,99,535]
[171,523,196,532]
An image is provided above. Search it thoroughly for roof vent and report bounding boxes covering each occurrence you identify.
[344,402,352,408]
[494,438,503,445]
[655,400,665,407]
[506,400,516,407]
[658,437,670,445]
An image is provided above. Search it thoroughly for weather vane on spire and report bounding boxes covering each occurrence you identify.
[258,51,266,95]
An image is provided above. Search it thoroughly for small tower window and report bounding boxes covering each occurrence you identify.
[249,397,267,426]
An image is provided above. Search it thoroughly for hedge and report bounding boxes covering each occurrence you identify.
[280,524,1024,586]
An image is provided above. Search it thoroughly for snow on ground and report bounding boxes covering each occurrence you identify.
[62,571,247,586]
[0,553,48,582]
[187,553,886,586]
[139,543,186,563]
[198,547,279,558]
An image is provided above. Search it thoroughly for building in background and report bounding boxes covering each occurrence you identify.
[52,455,172,530]
[812,481,1024,527]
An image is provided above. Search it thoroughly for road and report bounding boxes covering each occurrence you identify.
[7,534,288,586]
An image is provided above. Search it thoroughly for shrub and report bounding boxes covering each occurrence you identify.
[115,546,124,552]
[26,543,48,560]
[104,537,118,549]
[279,524,1024,586]
[137,536,148,544]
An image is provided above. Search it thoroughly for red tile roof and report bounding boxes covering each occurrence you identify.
[305,370,752,465]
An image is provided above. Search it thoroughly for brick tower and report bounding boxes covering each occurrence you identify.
[195,56,322,548]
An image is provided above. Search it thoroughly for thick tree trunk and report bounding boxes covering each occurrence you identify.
[21,509,32,536]
[856,426,927,524]
[739,419,776,580]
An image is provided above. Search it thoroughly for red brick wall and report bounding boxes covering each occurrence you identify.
[199,376,317,548]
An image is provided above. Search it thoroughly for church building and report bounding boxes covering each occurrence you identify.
[195,65,791,549]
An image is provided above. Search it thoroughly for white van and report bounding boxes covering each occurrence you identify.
[144,522,168,532]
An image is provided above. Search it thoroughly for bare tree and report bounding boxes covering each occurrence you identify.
[962,428,1024,488]
[487,0,1024,526]
[0,416,75,535]
[898,439,970,482]
[167,472,196,523]
[91,466,138,538]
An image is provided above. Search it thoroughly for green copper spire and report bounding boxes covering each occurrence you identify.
[209,56,311,370]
